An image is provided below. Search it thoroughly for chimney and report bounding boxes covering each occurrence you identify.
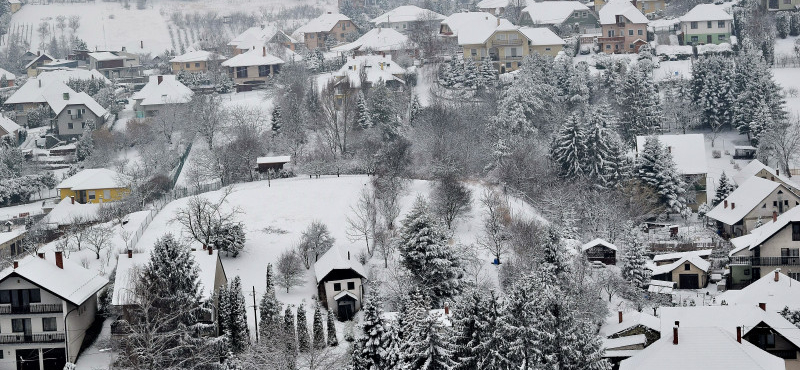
[55,251,63,269]
[618,311,623,323]
[157,75,163,85]
[724,200,728,208]
[496,18,500,26]
[737,326,742,343]
[673,326,679,345]
[347,251,351,260]
[121,46,126,52]
[674,320,680,327]
[70,196,74,204]
[731,203,735,210]
[127,249,132,258]
[140,40,143,48]
[37,51,40,56]
[444,302,450,315]
[775,269,781,282]
[38,79,41,88]
[774,211,778,222]
[208,246,213,255]
[37,252,44,259]
[759,302,766,311]
[202,244,207,250]
[12,261,18,269]
[263,46,266,57]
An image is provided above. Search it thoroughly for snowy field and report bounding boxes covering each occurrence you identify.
[773,67,800,117]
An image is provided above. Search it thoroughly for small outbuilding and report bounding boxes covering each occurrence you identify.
[314,247,366,321]
[256,155,291,173]
[580,238,618,265]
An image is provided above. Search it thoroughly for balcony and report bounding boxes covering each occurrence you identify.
[729,256,800,266]
[0,332,65,344]
[70,114,83,120]
[0,304,64,315]
[492,38,523,46]
[503,56,524,61]
[597,36,625,43]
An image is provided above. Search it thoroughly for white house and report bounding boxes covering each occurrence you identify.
[0,117,20,145]
[0,251,108,370]
[221,47,285,90]
[707,176,800,237]
[370,5,445,34]
[733,159,800,194]
[679,4,733,46]
[314,247,366,321]
[131,75,193,118]
[331,28,418,58]
[331,54,408,90]
[716,268,800,311]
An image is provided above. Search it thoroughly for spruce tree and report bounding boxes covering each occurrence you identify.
[224,276,250,354]
[409,94,420,125]
[356,91,371,129]
[463,58,478,88]
[621,226,650,289]
[733,46,786,142]
[312,304,325,349]
[551,113,586,180]
[354,290,395,369]
[618,62,662,145]
[271,106,282,135]
[296,300,310,352]
[453,290,508,370]
[259,264,282,337]
[368,84,397,141]
[283,305,297,355]
[326,309,339,346]
[712,172,735,206]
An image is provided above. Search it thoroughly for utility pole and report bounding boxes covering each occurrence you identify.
[252,286,259,343]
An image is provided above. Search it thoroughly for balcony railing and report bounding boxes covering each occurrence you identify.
[503,56,524,61]
[729,256,800,266]
[0,332,65,344]
[492,38,524,46]
[597,36,625,43]
[0,304,64,314]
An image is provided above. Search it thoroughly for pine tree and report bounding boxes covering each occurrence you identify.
[453,290,508,370]
[712,172,735,206]
[368,84,397,141]
[692,56,735,134]
[618,62,662,145]
[551,113,586,180]
[621,226,650,289]
[399,290,457,370]
[296,300,310,352]
[223,276,250,353]
[357,91,372,129]
[354,290,396,369]
[326,309,339,346]
[463,58,478,88]
[477,61,496,89]
[283,305,297,354]
[409,94,420,126]
[398,197,462,305]
[732,46,786,142]
[271,105,283,135]
[210,222,245,257]
[637,136,688,214]
[312,304,326,349]
[259,264,282,337]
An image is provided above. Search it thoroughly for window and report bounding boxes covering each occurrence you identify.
[258,65,270,77]
[790,272,800,281]
[11,319,28,333]
[403,24,407,29]
[691,36,699,42]
[333,283,341,291]
[104,190,110,199]
[718,21,726,28]
[235,66,247,78]
[628,29,634,36]
[470,48,477,57]
[185,63,190,68]
[758,333,776,348]
[608,30,615,37]
[718,34,726,40]
[793,223,800,241]
[606,44,611,49]
[707,21,712,28]
[785,0,792,4]
[195,63,200,68]
[691,21,698,29]
[309,34,315,39]
[42,318,57,332]
[341,22,346,30]
[505,62,511,67]
[347,282,355,290]
[545,47,551,51]
[638,29,643,35]
[340,33,344,38]
[67,109,71,115]
[67,122,74,130]
[775,201,779,207]
[88,191,95,200]
[629,44,634,49]
[684,263,691,271]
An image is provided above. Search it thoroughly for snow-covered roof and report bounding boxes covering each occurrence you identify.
[221,47,285,68]
[257,156,291,164]
[477,0,510,10]
[619,327,784,370]
[680,4,733,22]
[651,254,710,276]
[293,13,352,39]
[371,5,445,25]
[457,18,515,45]
[37,68,111,85]
[652,249,711,263]
[23,53,55,70]
[599,0,648,25]
[333,55,407,88]
[522,1,590,25]
[0,252,108,306]
[228,24,277,49]
[0,115,20,136]
[604,334,646,350]
[600,310,660,337]
[57,168,131,191]
[112,248,224,306]
[706,176,783,226]
[733,159,800,190]
[131,75,193,106]
[519,27,566,46]
[716,269,800,310]
[169,50,226,63]
[331,28,417,53]
[5,79,107,117]
[660,306,800,349]
[0,67,15,81]
[88,51,124,61]
[0,228,25,246]
[729,204,800,255]
[635,134,707,175]
[648,279,676,294]
[313,246,366,282]
[44,199,101,226]
[580,238,618,251]
[440,12,499,41]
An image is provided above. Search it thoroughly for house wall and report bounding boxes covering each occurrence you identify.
[598,19,647,53]
[171,61,210,72]
[722,185,800,236]
[54,104,103,138]
[303,20,358,49]
[637,0,665,14]
[519,9,599,33]
[228,64,280,85]
[762,0,800,11]
[0,234,24,258]
[65,295,97,363]
[680,19,732,45]
[322,277,363,314]
[660,261,707,288]
[58,187,129,204]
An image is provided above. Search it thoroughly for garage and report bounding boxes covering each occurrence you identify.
[679,274,700,289]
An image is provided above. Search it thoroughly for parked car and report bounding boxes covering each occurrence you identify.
[580,45,591,55]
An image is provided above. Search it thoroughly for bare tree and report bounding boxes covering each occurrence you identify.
[86,225,115,260]
[297,221,335,268]
[276,249,306,293]
[68,15,80,33]
[66,216,91,252]
[373,176,404,230]
[171,189,239,248]
[346,188,377,255]
[296,340,347,370]
[477,189,511,264]
[761,119,800,177]
[373,225,395,268]
[596,268,627,302]
[432,175,472,229]
[191,94,227,150]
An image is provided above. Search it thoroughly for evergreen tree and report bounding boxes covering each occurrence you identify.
[463,58,478,88]
[617,62,662,145]
[357,91,372,129]
[712,172,735,207]
[777,12,791,38]
[223,276,250,353]
[637,137,688,214]
[283,306,297,369]
[327,309,339,346]
[368,84,398,141]
[354,290,396,369]
[692,56,735,133]
[398,197,463,304]
[453,290,508,370]
[312,304,326,349]
[621,226,650,289]
[271,105,283,135]
[400,291,457,370]
[296,301,310,352]
[733,46,786,142]
[409,94,421,126]
[260,264,282,337]
[551,113,586,180]
[477,61,496,89]
[210,222,245,257]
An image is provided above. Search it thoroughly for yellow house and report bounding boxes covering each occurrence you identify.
[24,53,54,77]
[169,50,227,73]
[459,19,565,73]
[650,254,710,289]
[8,0,21,13]
[56,168,131,204]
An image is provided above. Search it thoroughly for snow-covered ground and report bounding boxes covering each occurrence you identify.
[773,67,800,117]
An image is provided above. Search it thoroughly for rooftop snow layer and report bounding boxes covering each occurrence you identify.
[313,246,366,282]
[477,0,510,9]
[131,75,193,106]
[706,176,783,226]
[522,1,590,25]
[88,51,124,61]
[728,204,800,255]
[650,254,710,276]
[599,0,648,25]
[221,47,284,68]
[457,18,516,45]
[600,310,660,337]
[293,13,352,38]
[635,134,708,175]
[440,12,498,41]
[0,116,21,136]
[652,249,711,262]
[371,5,445,24]
[5,79,107,117]
[331,28,417,53]
[680,4,733,22]
[604,334,646,350]
[169,50,226,63]
[0,67,15,81]
[228,24,277,49]
[57,168,131,191]
[519,27,566,45]
[257,156,291,164]
[733,159,800,190]
[716,268,800,310]
[332,55,407,88]
[44,200,101,226]
[580,238,618,251]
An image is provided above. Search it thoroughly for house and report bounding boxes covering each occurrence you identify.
[595,0,665,15]
[56,168,131,204]
[762,0,800,11]
[599,309,660,366]
[477,0,510,15]
[0,116,21,145]
[112,247,227,335]
[329,55,408,93]
[652,249,712,266]
[680,4,733,45]
[439,12,498,45]
[649,253,710,289]
[87,50,141,79]
[314,247,366,321]
[33,59,79,76]
[370,5,445,34]
[716,268,800,310]
[8,0,21,13]
[131,75,193,117]
[597,0,649,53]
[24,53,55,77]
[331,28,418,59]
[256,156,291,173]
[580,238,617,265]
[0,251,108,370]
[228,24,277,55]
[169,50,226,73]
[221,47,284,90]
[269,30,302,51]
[458,19,565,73]
[657,305,800,368]
[42,200,102,229]
[707,176,800,237]
[0,68,16,87]
[733,159,800,194]
[292,12,358,50]
[0,228,25,258]
[635,134,708,210]
[519,1,599,34]
[620,327,784,370]
[728,205,800,288]
[3,79,109,133]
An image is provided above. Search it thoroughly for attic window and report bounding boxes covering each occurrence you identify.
[779,190,784,194]
[684,263,690,271]
[348,66,353,70]
[763,204,767,208]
